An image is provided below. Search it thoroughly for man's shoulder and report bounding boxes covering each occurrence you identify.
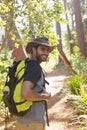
[26,60,42,71]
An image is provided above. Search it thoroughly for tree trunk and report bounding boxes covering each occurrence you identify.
[57,44,77,74]
[5,6,27,61]
[56,22,77,74]
[73,0,86,56]
[63,0,73,54]
[56,22,62,62]
[6,22,27,61]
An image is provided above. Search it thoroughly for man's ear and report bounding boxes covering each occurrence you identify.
[32,47,37,52]
[29,47,36,54]
[29,49,33,54]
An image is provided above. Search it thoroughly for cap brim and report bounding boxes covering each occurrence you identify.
[26,41,56,53]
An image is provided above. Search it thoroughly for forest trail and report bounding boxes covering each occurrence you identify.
[0,68,77,130]
[46,68,76,130]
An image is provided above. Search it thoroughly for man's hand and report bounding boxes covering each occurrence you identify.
[40,90,51,102]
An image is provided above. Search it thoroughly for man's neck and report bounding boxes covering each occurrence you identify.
[29,56,41,64]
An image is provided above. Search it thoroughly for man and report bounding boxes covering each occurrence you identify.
[16,37,56,130]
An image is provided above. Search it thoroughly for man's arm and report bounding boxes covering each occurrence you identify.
[21,81,51,102]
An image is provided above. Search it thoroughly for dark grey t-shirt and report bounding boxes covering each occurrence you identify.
[24,60,42,84]
[17,60,46,124]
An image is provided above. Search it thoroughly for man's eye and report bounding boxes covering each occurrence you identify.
[41,47,45,51]
[40,46,50,52]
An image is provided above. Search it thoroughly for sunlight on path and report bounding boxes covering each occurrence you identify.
[46,122,66,130]
[46,76,67,96]
[0,126,4,130]
[45,75,74,130]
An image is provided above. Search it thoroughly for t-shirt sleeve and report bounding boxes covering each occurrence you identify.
[24,61,42,85]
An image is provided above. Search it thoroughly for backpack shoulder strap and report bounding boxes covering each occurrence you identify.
[15,59,29,83]
[42,69,49,86]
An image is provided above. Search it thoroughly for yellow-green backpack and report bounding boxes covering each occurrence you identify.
[3,58,32,116]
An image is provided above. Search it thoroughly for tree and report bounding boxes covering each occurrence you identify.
[73,0,86,56]
[56,21,62,62]
[0,0,26,61]
[56,22,77,74]
[0,0,64,61]
[63,0,73,54]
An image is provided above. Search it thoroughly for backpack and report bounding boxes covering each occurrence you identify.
[2,58,32,116]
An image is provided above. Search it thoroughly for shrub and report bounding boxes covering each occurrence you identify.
[67,75,81,95]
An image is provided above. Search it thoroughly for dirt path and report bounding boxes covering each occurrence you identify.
[45,70,74,130]
[0,68,76,130]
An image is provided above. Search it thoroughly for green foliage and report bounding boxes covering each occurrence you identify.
[67,49,87,128]
[71,48,87,84]
[83,18,87,44]
[67,84,87,129]
[0,49,13,103]
[0,49,13,72]
[66,47,87,128]
[63,28,77,57]
[68,90,87,114]
[0,73,6,102]
[15,0,65,41]
[68,94,87,130]
[0,0,65,45]
[0,2,9,13]
[67,75,81,95]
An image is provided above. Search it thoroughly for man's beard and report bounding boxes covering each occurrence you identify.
[36,51,47,62]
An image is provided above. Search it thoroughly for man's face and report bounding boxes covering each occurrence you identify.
[35,45,50,63]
